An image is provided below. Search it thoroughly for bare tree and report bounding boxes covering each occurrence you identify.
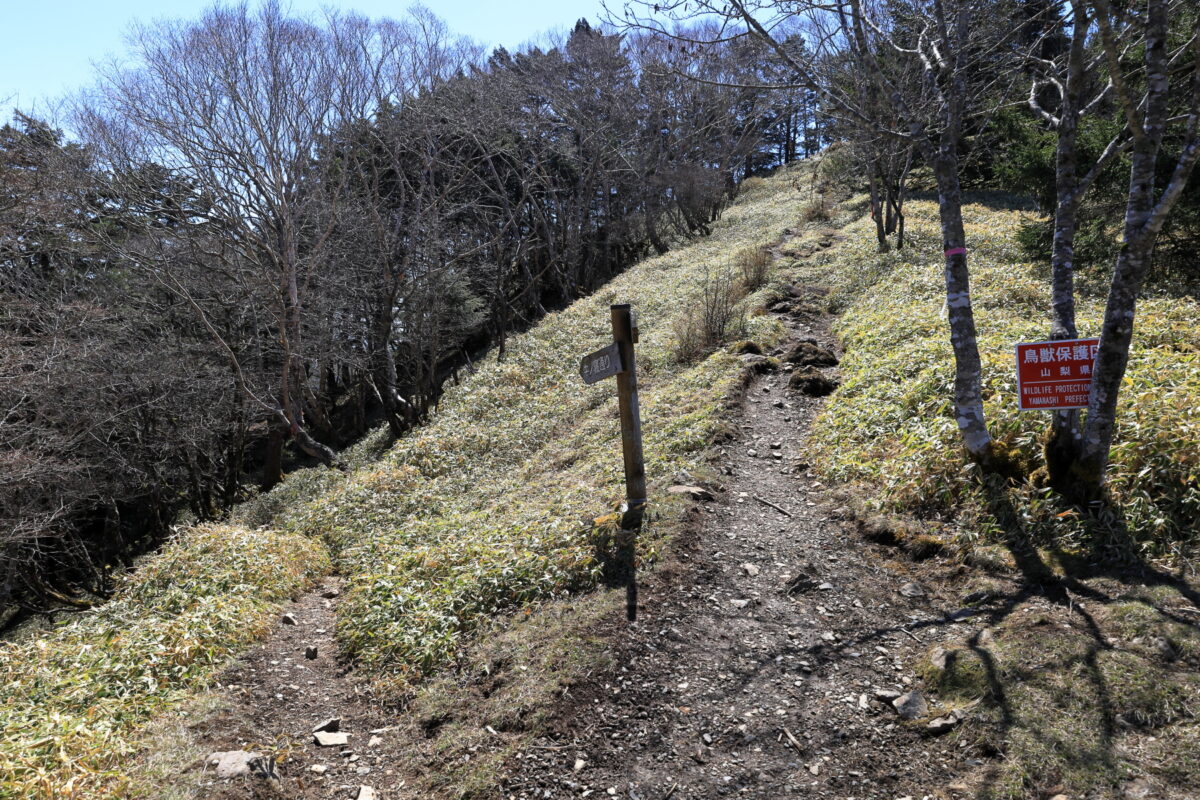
[617,0,1035,465]
[1023,0,1133,483]
[78,2,399,481]
[1067,0,1200,496]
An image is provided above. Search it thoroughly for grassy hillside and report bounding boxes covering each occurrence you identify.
[8,166,1194,800]
[808,195,1200,558]
[802,193,1200,799]
[0,526,326,799]
[0,166,810,799]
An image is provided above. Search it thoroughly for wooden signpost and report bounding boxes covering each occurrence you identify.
[579,304,645,621]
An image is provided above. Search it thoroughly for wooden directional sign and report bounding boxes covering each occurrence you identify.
[580,342,624,385]
[578,305,646,622]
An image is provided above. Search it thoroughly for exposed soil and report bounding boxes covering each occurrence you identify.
[493,286,984,799]
[175,273,1004,800]
[182,577,413,799]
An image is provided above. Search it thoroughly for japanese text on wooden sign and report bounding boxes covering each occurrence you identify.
[579,342,623,385]
[577,305,645,622]
[1015,338,1099,411]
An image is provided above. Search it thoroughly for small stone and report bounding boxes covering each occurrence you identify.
[313,731,350,747]
[312,717,341,733]
[900,582,926,598]
[893,690,928,720]
[770,441,782,449]
[667,485,715,502]
[928,715,960,734]
[747,449,759,457]
[784,574,820,595]
[741,563,760,577]
[207,750,264,779]
[573,758,586,772]
[368,735,382,748]
[818,582,834,591]
[1150,636,1178,660]
[929,646,949,670]
[731,599,751,609]
[309,764,328,775]
[356,787,378,800]
[280,613,298,625]
[305,645,319,660]
[1124,777,1155,799]
[321,587,340,599]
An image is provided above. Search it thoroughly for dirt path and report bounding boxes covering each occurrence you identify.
[498,288,977,799]
[180,277,987,800]
[186,577,413,799]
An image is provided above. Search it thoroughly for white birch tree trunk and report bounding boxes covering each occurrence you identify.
[1072,0,1200,496]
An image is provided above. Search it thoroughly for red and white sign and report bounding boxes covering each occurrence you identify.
[1015,338,1099,411]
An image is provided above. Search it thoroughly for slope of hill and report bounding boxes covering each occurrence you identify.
[0,165,811,800]
[808,194,1200,556]
[802,194,1200,799]
[5,166,1197,800]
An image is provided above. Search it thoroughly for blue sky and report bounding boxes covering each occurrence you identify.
[1,0,610,116]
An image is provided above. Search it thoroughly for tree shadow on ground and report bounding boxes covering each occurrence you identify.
[955,481,1200,799]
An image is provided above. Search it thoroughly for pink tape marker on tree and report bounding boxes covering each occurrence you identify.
[944,247,967,258]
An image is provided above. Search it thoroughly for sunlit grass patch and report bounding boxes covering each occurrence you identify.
[809,196,1200,555]
[0,525,327,799]
[803,193,1200,800]
[273,167,802,693]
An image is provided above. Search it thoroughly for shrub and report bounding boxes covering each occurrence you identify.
[801,195,834,222]
[736,245,772,291]
[739,175,768,195]
[671,264,748,363]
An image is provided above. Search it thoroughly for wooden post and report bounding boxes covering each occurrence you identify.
[610,304,645,622]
